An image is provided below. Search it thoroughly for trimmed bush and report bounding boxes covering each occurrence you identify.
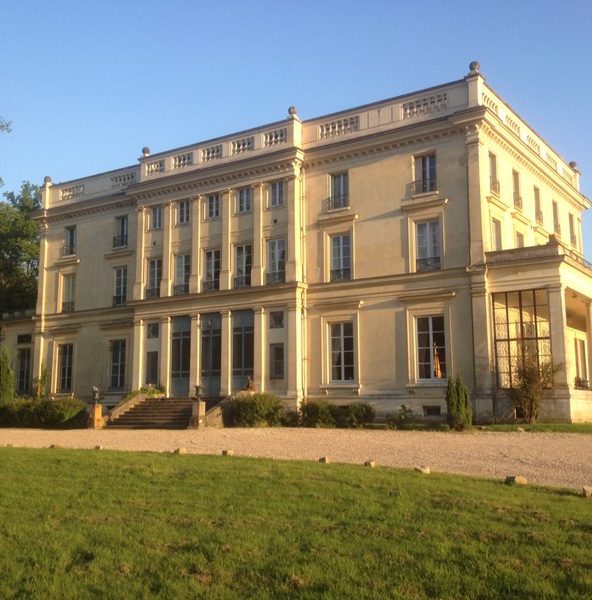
[231,393,283,427]
[300,401,375,428]
[300,400,336,428]
[338,402,376,428]
[446,374,472,430]
[0,347,15,404]
[0,397,87,428]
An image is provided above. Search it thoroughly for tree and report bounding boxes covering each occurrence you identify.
[446,374,472,430]
[0,116,11,187]
[0,346,14,403]
[0,182,41,313]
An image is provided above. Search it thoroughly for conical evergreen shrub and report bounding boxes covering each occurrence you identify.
[0,347,15,404]
[445,376,458,428]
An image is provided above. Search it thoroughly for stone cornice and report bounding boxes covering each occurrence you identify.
[35,195,136,224]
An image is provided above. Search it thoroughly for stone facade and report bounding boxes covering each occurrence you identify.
[1,62,591,422]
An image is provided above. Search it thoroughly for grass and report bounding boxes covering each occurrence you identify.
[479,422,592,434]
[0,449,590,599]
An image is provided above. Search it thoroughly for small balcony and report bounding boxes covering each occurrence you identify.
[61,244,76,257]
[266,271,285,285]
[513,194,523,211]
[490,178,500,195]
[112,295,126,307]
[113,235,128,249]
[61,301,75,313]
[416,257,441,272]
[202,279,219,292]
[330,268,351,282]
[327,194,349,211]
[173,283,189,296]
[234,275,251,288]
[411,178,437,195]
[146,287,160,299]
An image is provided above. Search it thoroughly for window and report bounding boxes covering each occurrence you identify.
[57,344,74,392]
[62,274,76,312]
[178,200,190,225]
[113,266,127,306]
[534,187,542,225]
[17,334,32,344]
[270,311,284,329]
[145,351,159,385]
[493,289,551,388]
[234,244,252,287]
[266,239,286,284]
[515,231,525,248]
[206,194,220,219]
[489,153,499,194]
[414,154,437,193]
[147,323,160,339]
[552,201,560,235]
[237,188,251,213]
[174,254,190,295]
[110,340,126,390]
[147,258,162,298]
[204,249,221,291]
[423,405,442,417]
[114,216,128,248]
[512,170,522,209]
[569,214,577,247]
[491,218,502,251]
[330,233,351,281]
[17,348,31,394]
[416,316,446,380]
[329,173,348,210]
[270,343,284,379]
[232,310,254,387]
[151,206,163,229]
[575,338,588,387]
[270,181,284,208]
[415,220,440,271]
[63,226,76,256]
[330,322,355,382]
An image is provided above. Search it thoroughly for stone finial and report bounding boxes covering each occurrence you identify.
[569,161,579,172]
[43,175,52,185]
[469,61,481,75]
[142,146,151,157]
[288,105,298,117]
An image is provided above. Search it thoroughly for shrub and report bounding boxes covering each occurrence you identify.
[0,397,87,428]
[232,393,283,427]
[339,402,376,428]
[0,347,15,404]
[300,400,336,428]
[386,404,415,429]
[281,409,301,427]
[446,374,472,430]
[300,401,375,428]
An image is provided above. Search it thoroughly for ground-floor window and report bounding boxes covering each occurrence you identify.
[233,310,254,389]
[17,348,31,394]
[110,340,126,390]
[330,321,355,382]
[493,289,551,388]
[58,344,74,392]
[269,343,284,379]
[416,315,446,380]
[146,351,159,386]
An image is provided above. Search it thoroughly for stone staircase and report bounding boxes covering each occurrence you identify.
[107,397,193,429]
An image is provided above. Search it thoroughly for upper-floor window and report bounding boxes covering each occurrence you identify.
[237,188,251,214]
[109,340,126,391]
[270,181,284,208]
[63,225,76,256]
[266,239,286,284]
[150,205,163,229]
[512,170,522,210]
[178,200,190,225]
[552,201,560,236]
[147,322,160,338]
[491,218,502,251]
[113,215,128,248]
[414,154,437,194]
[330,321,355,382]
[330,233,351,281]
[204,249,221,291]
[234,244,252,287]
[206,194,220,220]
[534,187,542,225]
[416,315,446,381]
[416,220,440,271]
[515,230,525,248]
[113,266,127,307]
[57,343,74,393]
[147,258,162,298]
[269,343,285,379]
[269,311,284,329]
[569,214,577,248]
[329,173,348,210]
[174,254,190,295]
[62,273,76,312]
[489,153,499,194]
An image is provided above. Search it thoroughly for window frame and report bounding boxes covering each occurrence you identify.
[174,253,191,295]
[415,315,447,383]
[146,258,162,298]
[329,173,349,210]
[236,187,252,214]
[269,343,285,379]
[269,180,284,208]
[415,218,441,272]
[61,273,76,313]
[320,311,360,389]
[150,205,163,230]
[206,194,220,220]
[109,339,126,391]
[203,248,221,291]
[177,200,190,225]
[113,266,128,306]
[330,232,352,282]
[413,153,437,194]
[234,243,252,287]
[266,238,286,284]
[57,343,74,393]
[269,311,284,329]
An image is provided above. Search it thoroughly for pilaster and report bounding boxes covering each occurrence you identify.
[253,307,265,392]
[131,319,144,389]
[220,310,232,396]
[160,202,172,297]
[287,298,303,402]
[466,124,487,266]
[548,284,569,388]
[220,189,232,290]
[133,207,146,299]
[160,316,171,394]
[251,183,264,286]
[189,196,201,293]
[286,161,302,282]
[189,313,201,391]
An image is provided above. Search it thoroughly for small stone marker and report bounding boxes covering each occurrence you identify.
[516,427,525,433]
[582,486,592,499]
[174,447,187,455]
[94,445,103,451]
[319,456,331,464]
[222,449,234,456]
[364,460,376,468]
[505,475,528,486]
[49,444,61,449]
[414,466,430,475]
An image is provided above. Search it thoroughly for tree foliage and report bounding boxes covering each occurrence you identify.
[0,182,41,313]
[0,346,15,403]
[0,116,11,187]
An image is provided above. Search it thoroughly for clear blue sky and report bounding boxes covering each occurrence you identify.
[1,0,591,252]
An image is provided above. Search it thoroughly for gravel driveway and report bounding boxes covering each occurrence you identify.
[1,428,590,490]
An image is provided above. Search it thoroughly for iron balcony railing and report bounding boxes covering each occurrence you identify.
[112,295,126,307]
[330,268,351,282]
[416,257,441,272]
[61,244,76,257]
[411,178,437,195]
[113,235,128,248]
[62,301,75,313]
[173,283,189,296]
[202,278,219,292]
[146,287,160,299]
[513,194,523,210]
[234,275,251,288]
[490,178,500,195]
[266,271,285,284]
[327,194,349,210]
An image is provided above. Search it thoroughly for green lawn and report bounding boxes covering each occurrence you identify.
[0,449,590,599]
[479,423,592,434]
